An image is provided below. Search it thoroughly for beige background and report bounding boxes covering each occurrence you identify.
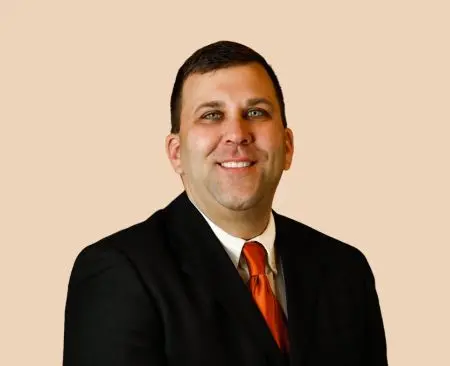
[1,1,449,365]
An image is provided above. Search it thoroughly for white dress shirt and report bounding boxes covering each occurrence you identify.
[193,204,288,317]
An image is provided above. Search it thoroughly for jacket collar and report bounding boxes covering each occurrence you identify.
[163,191,287,363]
[163,191,320,366]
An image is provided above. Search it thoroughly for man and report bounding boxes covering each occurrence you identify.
[63,40,388,366]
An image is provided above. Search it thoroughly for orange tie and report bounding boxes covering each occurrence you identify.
[242,241,289,352]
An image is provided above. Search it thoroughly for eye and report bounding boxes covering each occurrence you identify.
[202,111,223,121]
[247,109,267,118]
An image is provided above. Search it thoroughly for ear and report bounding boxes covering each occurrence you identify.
[165,133,183,174]
[283,128,294,170]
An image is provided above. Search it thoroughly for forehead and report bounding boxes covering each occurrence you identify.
[180,63,278,112]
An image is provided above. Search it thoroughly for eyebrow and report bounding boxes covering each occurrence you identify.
[246,97,274,110]
[194,101,224,114]
[194,98,275,115]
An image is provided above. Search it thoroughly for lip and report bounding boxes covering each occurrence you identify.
[218,157,255,164]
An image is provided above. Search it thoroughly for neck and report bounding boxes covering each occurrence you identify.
[186,190,272,240]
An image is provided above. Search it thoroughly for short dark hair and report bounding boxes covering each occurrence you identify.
[169,40,287,133]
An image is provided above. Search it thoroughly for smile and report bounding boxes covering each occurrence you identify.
[220,161,254,168]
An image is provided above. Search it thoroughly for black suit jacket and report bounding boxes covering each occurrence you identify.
[63,191,388,366]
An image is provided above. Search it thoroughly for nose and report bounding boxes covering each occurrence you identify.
[224,116,253,146]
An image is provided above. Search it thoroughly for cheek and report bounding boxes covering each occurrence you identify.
[188,128,219,155]
[181,128,219,168]
[259,131,285,156]
[259,137,288,171]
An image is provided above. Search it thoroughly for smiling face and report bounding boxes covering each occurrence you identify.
[166,62,294,218]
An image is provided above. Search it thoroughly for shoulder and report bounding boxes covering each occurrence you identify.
[274,212,372,274]
[68,209,167,287]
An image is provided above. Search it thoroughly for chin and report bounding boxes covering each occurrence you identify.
[215,191,263,212]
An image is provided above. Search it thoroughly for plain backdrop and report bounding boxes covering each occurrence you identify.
[1,1,449,365]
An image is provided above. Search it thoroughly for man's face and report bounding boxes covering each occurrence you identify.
[166,62,294,214]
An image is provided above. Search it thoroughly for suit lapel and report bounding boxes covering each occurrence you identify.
[165,192,286,364]
[274,211,321,366]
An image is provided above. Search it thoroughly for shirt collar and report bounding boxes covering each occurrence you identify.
[191,200,278,274]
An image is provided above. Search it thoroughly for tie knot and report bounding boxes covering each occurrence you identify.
[242,241,267,276]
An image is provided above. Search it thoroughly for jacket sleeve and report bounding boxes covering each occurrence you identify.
[63,244,166,366]
[361,255,389,366]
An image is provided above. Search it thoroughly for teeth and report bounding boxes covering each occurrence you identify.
[220,161,252,168]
